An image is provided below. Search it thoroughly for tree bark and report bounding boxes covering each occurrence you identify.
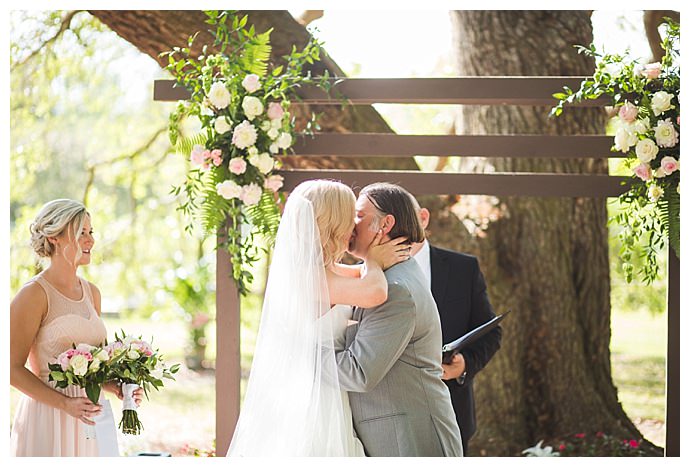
[447,11,659,456]
[643,10,680,63]
[87,10,417,171]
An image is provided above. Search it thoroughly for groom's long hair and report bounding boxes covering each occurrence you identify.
[360,183,425,244]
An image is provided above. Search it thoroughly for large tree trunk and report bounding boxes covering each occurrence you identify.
[88,10,417,171]
[446,11,659,456]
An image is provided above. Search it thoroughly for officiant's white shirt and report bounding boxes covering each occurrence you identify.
[413,239,432,289]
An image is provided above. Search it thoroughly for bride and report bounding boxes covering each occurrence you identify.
[226,179,410,456]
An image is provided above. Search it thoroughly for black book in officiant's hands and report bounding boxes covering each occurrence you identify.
[441,310,511,364]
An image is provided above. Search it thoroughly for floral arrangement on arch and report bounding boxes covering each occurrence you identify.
[552,19,679,284]
[163,11,330,294]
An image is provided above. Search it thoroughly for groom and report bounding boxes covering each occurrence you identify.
[335,182,463,457]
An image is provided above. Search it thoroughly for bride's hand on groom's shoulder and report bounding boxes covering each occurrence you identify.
[366,230,411,270]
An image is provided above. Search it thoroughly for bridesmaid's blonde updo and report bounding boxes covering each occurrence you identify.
[291,180,356,268]
[30,199,89,258]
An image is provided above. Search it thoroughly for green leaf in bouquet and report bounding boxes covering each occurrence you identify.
[66,372,74,385]
[85,382,102,405]
[50,371,66,382]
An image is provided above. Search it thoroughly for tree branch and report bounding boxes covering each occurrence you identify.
[644,10,680,62]
[296,10,324,26]
[12,10,81,71]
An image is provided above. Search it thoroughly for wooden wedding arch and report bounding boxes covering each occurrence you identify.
[154,77,680,456]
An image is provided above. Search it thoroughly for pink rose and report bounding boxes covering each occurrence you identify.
[641,62,662,80]
[210,149,223,166]
[228,157,247,175]
[190,145,206,167]
[660,156,679,175]
[633,163,652,181]
[264,174,284,192]
[618,102,638,123]
[267,102,284,121]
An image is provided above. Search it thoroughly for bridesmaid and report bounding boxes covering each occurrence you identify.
[10,199,142,456]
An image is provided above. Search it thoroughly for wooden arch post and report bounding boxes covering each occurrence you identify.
[154,77,679,456]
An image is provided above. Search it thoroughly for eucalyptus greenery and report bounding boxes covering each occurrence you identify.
[162,11,330,294]
[552,19,679,284]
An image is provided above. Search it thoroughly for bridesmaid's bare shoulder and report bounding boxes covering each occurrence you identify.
[11,280,48,319]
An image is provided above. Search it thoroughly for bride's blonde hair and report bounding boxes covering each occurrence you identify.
[290,180,355,268]
[30,199,89,264]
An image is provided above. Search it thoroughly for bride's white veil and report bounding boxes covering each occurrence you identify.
[227,189,349,456]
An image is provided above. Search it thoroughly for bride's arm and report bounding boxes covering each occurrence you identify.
[327,232,410,308]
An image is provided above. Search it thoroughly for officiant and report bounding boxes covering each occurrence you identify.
[409,201,502,455]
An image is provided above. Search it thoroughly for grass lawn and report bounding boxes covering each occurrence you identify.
[9,297,666,455]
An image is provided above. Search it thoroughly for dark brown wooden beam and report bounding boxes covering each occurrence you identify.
[154,77,607,106]
[293,134,618,158]
[276,170,630,197]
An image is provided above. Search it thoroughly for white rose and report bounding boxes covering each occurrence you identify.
[242,74,261,93]
[654,167,666,178]
[269,143,279,154]
[242,96,264,121]
[651,91,675,116]
[654,119,679,148]
[260,120,271,132]
[150,362,166,380]
[240,183,263,206]
[208,82,231,109]
[634,138,659,163]
[267,127,279,140]
[216,180,242,200]
[127,349,140,360]
[69,355,89,376]
[270,118,282,130]
[648,184,664,202]
[247,146,259,157]
[614,127,637,153]
[625,116,650,135]
[276,132,292,149]
[214,118,232,135]
[232,121,258,149]
[94,348,109,362]
[257,153,275,174]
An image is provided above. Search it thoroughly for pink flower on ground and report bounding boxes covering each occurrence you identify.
[660,156,679,175]
[574,433,586,439]
[633,163,652,181]
[641,62,662,80]
[559,444,566,452]
[267,102,284,121]
[629,439,639,449]
[228,157,247,175]
[618,102,638,123]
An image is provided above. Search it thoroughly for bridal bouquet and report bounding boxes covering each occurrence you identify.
[163,10,330,295]
[552,18,679,284]
[105,331,180,435]
[48,343,110,438]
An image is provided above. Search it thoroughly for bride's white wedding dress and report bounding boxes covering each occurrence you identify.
[226,193,364,457]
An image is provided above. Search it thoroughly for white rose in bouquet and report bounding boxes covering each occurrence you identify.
[208,82,231,109]
[651,91,675,116]
[634,139,659,163]
[240,183,263,206]
[614,127,637,152]
[654,119,679,148]
[214,118,232,135]
[242,96,264,120]
[232,121,258,149]
[69,354,89,376]
[242,74,261,93]
[217,180,242,200]
[276,132,292,149]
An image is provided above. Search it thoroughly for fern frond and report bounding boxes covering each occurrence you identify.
[245,190,281,245]
[240,29,273,77]
[199,169,233,235]
[175,132,208,157]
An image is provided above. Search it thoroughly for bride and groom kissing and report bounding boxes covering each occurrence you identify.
[227,180,463,457]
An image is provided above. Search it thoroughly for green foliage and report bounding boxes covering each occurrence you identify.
[162,10,329,294]
[552,18,680,284]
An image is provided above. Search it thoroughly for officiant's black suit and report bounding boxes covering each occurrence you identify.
[430,245,502,453]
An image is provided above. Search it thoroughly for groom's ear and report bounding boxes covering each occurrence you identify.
[381,214,396,236]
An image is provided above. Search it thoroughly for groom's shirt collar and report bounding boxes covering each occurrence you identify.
[412,239,432,289]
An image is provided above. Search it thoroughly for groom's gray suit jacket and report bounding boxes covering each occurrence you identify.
[336,259,463,457]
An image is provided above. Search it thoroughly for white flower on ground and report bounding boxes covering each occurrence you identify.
[240,183,263,206]
[242,96,264,121]
[217,180,242,200]
[634,138,659,163]
[648,184,664,202]
[522,440,560,457]
[242,74,261,93]
[614,127,637,153]
[276,132,292,149]
[654,119,679,148]
[651,90,675,116]
[232,121,258,149]
[214,117,232,135]
[208,82,231,109]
